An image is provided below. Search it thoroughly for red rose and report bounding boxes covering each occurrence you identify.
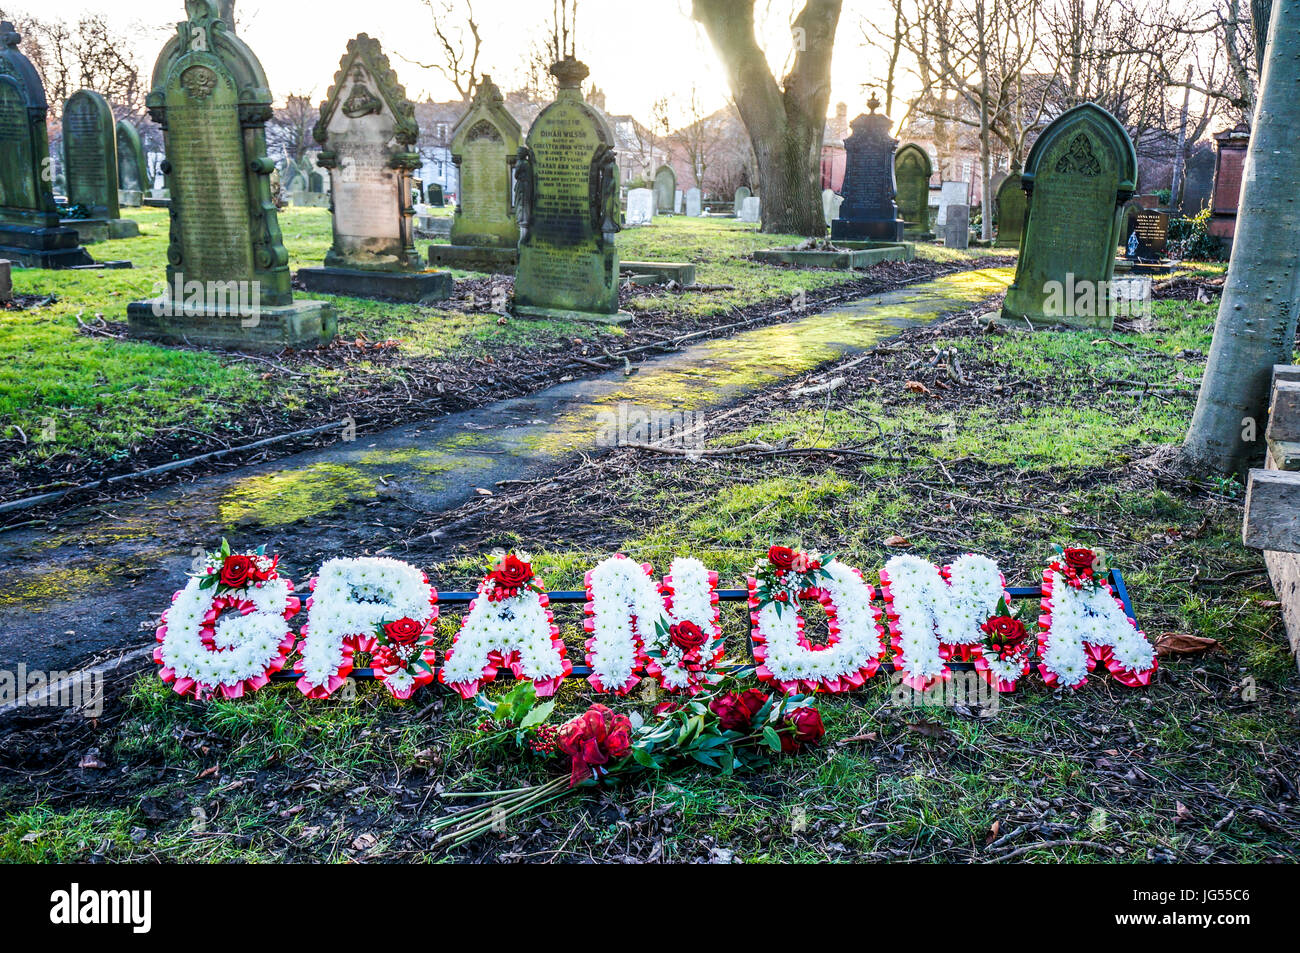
[768,545,796,571]
[248,554,278,583]
[779,706,825,753]
[492,554,533,587]
[557,704,633,786]
[669,620,708,652]
[709,689,769,732]
[983,615,1025,643]
[1063,547,1096,572]
[219,554,253,589]
[383,617,424,647]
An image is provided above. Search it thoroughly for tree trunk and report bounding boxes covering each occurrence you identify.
[1251,0,1272,71]
[1181,0,1300,477]
[693,0,841,236]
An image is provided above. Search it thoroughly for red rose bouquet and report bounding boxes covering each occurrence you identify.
[751,544,831,615]
[195,539,279,594]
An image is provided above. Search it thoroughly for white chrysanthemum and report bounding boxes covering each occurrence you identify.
[1041,570,1155,685]
[299,557,434,690]
[883,554,1005,684]
[755,559,882,686]
[158,576,293,691]
[443,588,565,689]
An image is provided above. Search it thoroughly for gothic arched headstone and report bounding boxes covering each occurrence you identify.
[116,119,148,206]
[0,21,93,267]
[298,33,451,303]
[994,170,1025,249]
[894,143,933,239]
[1000,102,1137,329]
[653,165,676,214]
[62,89,140,240]
[127,0,336,350]
[511,56,625,323]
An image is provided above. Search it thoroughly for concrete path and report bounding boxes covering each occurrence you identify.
[0,268,1011,673]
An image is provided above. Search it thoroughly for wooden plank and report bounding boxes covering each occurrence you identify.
[1272,364,1300,385]
[1263,548,1300,671]
[1269,438,1300,471]
[1267,380,1300,442]
[1243,468,1300,552]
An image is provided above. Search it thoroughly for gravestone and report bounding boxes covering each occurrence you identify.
[733,186,751,212]
[943,204,969,249]
[1001,102,1137,330]
[1178,141,1214,216]
[821,188,842,227]
[430,74,521,272]
[0,22,93,267]
[0,259,11,302]
[127,0,335,350]
[653,164,675,214]
[116,120,148,207]
[894,143,933,238]
[830,97,904,241]
[935,180,968,228]
[62,89,140,240]
[1123,208,1171,272]
[511,56,624,323]
[298,34,450,303]
[674,189,683,213]
[739,195,761,223]
[994,170,1025,248]
[685,186,702,217]
[428,183,444,206]
[1208,123,1248,245]
[626,187,654,226]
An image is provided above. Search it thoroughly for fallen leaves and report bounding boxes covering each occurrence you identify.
[904,380,932,396]
[1155,632,1218,657]
[884,535,911,548]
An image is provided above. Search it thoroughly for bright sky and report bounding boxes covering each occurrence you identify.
[11,0,906,126]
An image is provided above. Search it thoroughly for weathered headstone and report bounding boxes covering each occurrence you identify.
[673,189,683,213]
[0,258,11,302]
[0,22,93,267]
[116,120,148,207]
[1000,102,1137,329]
[821,188,842,227]
[943,204,969,249]
[830,97,904,241]
[427,182,444,206]
[994,170,1025,248]
[511,56,624,323]
[62,89,140,240]
[733,185,751,212]
[653,164,675,214]
[430,74,521,272]
[626,187,654,226]
[739,195,761,223]
[894,143,933,238]
[1208,122,1248,245]
[127,0,335,350]
[298,34,450,303]
[685,186,702,217]
[935,180,968,228]
[1178,141,1214,216]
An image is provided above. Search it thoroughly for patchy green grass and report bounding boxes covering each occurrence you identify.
[4,291,1296,863]
[1,208,998,488]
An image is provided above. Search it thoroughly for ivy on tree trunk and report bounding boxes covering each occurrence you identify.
[1181,0,1300,477]
[693,0,842,237]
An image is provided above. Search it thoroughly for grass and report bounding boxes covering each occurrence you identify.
[0,208,992,485]
[3,292,1295,863]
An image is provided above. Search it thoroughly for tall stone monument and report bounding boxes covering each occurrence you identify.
[1208,122,1249,246]
[1000,102,1137,329]
[830,96,904,242]
[428,74,521,272]
[298,34,450,303]
[116,119,148,207]
[653,164,676,214]
[511,56,624,323]
[62,89,140,240]
[994,169,1025,249]
[894,143,933,239]
[127,0,335,350]
[0,22,93,267]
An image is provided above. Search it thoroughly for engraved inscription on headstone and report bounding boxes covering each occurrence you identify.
[63,89,119,218]
[831,98,904,242]
[449,75,521,251]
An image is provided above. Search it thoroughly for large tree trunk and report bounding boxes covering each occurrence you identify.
[1181,0,1300,477]
[693,0,841,236]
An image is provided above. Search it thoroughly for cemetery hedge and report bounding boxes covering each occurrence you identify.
[0,208,1003,501]
[3,274,1297,864]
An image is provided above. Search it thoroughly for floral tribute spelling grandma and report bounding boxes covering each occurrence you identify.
[153,542,1157,702]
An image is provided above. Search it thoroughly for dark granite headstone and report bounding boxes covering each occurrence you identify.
[1178,141,1214,215]
[1127,208,1169,262]
[1001,102,1137,329]
[994,170,1025,248]
[511,56,624,323]
[0,21,93,267]
[830,97,904,242]
[127,0,335,350]
[894,142,932,237]
[298,34,450,303]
